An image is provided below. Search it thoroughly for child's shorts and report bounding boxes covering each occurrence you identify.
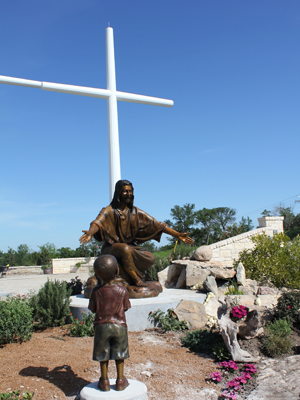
[93,323,129,361]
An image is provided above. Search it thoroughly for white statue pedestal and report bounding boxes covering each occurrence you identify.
[80,379,148,400]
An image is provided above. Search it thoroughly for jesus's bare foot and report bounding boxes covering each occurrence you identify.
[135,278,147,287]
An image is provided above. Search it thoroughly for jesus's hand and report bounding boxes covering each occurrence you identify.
[178,232,194,245]
[79,230,92,244]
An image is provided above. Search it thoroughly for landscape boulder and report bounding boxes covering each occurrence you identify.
[194,245,213,261]
[157,264,183,288]
[174,299,208,329]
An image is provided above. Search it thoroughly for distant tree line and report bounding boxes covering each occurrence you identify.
[164,204,253,246]
[0,238,102,267]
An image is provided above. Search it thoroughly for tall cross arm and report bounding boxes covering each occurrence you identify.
[0,75,174,106]
[116,91,173,107]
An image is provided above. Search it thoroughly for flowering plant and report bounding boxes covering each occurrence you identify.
[219,360,238,372]
[231,305,247,319]
[210,371,223,382]
[69,311,95,337]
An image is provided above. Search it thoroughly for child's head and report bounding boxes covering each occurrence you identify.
[93,255,118,283]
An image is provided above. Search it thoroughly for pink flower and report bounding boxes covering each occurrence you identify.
[287,305,291,309]
[210,371,223,382]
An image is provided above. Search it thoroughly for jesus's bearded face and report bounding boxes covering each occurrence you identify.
[120,185,133,205]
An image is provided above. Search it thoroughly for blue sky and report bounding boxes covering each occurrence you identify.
[1,0,299,252]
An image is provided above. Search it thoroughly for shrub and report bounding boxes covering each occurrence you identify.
[0,390,34,400]
[182,329,224,354]
[263,318,293,357]
[236,233,300,289]
[30,280,72,328]
[274,290,300,323]
[0,295,33,345]
[65,276,83,296]
[69,311,95,337]
[148,308,189,332]
[212,343,231,361]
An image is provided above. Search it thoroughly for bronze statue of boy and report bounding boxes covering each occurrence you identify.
[88,255,131,391]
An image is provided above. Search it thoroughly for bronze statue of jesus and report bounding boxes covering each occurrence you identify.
[80,180,193,288]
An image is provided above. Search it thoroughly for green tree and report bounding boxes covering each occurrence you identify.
[16,244,31,266]
[57,247,76,258]
[194,208,219,244]
[37,243,57,265]
[141,241,157,252]
[214,207,236,231]
[164,203,196,243]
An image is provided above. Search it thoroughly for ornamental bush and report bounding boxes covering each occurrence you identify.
[0,295,33,345]
[148,308,189,332]
[182,329,224,354]
[30,280,72,328]
[69,311,95,337]
[235,233,300,289]
[274,290,300,323]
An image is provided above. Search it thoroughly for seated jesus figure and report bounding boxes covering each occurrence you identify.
[80,180,193,287]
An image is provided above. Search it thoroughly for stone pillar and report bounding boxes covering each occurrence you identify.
[257,216,284,234]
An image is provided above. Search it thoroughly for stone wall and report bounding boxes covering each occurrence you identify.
[209,216,284,267]
[52,257,97,274]
[6,266,43,276]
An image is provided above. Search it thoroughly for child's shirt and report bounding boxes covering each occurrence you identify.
[88,283,131,328]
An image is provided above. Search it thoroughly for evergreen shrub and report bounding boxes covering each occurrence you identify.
[30,280,72,328]
[182,329,224,354]
[262,318,293,357]
[0,295,33,344]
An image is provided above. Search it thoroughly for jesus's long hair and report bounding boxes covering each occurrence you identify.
[110,180,134,210]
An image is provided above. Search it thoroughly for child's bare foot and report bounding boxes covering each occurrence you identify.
[98,377,110,391]
[116,377,129,391]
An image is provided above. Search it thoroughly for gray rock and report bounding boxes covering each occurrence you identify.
[257,286,279,295]
[210,268,236,279]
[157,264,183,288]
[204,296,221,318]
[175,268,186,289]
[204,276,218,295]
[174,299,208,329]
[194,245,213,261]
[245,355,300,400]
[236,262,246,285]
[186,266,210,288]
[197,388,219,400]
[245,279,258,295]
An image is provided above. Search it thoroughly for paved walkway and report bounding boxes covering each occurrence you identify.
[0,272,91,298]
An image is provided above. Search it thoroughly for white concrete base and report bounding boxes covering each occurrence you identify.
[80,379,147,400]
[70,288,206,331]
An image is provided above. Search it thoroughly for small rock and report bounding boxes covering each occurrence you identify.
[140,370,152,377]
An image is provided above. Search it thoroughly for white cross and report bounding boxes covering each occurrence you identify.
[0,27,173,200]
